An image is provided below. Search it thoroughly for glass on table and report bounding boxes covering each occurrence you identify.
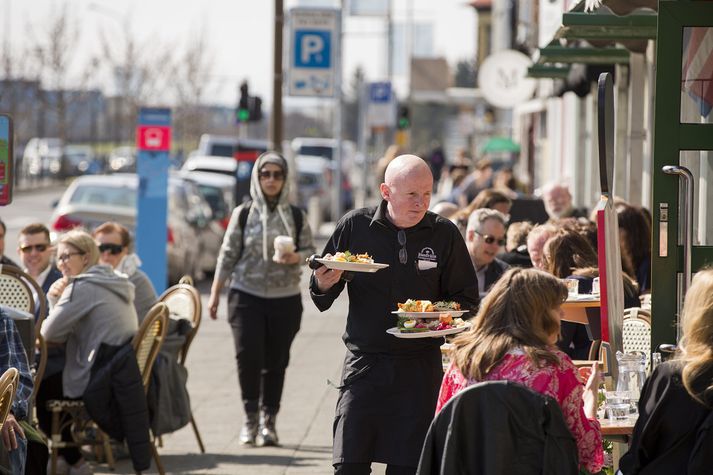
[605,391,631,421]
[563,278,579,298]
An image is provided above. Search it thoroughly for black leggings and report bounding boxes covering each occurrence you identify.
[228,289,302,414]
[334,463,416,475]
[36,371,82,465]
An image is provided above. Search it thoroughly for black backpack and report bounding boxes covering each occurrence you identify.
[237,200,303,260]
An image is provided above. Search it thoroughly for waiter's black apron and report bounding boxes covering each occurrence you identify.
[332,347,443,467]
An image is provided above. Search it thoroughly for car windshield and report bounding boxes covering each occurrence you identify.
[209,144,235,157]
[197,184,228,216]
[298,145,333,160]
[69,185,136,208]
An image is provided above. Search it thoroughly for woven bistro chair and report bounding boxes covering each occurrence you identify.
[622,307,652,370]
[0,266,48,417]
[0,368,18,429]
[156,279,205,452]
[133,302,169,475]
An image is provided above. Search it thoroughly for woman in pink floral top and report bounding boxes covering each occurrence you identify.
[437,268,604,474]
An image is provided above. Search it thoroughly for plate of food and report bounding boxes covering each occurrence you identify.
[392,299,469,318]
[387,319,471,339]
[315,252,389,272]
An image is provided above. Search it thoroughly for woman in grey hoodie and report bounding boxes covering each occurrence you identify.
[38,229,138,475]
[208,151,315,447]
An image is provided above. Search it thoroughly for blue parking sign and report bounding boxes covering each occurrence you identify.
[369,82,391,103]
[295,31,331,68]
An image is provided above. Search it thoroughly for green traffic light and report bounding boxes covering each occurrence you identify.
[398,118,410,129]
[238,108,250,122]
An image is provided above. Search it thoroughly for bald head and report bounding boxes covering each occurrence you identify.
[384,154,432,186]
[380,154,433,229]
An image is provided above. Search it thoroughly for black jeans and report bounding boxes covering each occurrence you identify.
[228,289,302,414]
[36,371,82,465]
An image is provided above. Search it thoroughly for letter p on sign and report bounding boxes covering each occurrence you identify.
[295,30,331,69]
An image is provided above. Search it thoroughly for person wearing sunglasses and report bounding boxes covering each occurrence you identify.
[93,222,157,323]
[311,155,479,475]
[17,223,63,312]
[465,208,510,298]
[209,151,315,447]
[40,230,139,475]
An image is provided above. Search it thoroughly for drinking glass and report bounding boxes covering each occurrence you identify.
[605,391,631,421]
[563,278,579,298]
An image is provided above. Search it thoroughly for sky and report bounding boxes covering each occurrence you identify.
[5,0,477,107]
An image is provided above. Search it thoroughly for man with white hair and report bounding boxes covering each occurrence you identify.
[541,182,588,221]
[311,155,479,475]
[466,208,510,296]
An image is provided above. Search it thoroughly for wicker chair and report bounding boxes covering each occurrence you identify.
[0,368,18,429]
[156,279,205,452]
[623,307,652,370]
[0,266,47,413]
[133,302,169,475]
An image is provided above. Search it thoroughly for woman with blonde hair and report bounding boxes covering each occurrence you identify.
[437,268,603,474]
[38,229,138,474]
[619,268,713,473]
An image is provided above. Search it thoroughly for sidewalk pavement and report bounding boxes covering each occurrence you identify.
[94,266,389,475]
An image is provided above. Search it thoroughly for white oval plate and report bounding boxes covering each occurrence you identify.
[391,310,469,319]
[386,324,470,339]
[315,258,389,273]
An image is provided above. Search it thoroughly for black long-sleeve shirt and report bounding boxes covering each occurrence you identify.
[310,201,480,354]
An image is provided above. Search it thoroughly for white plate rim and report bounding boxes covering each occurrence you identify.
[315,258,389,272]
[391,310,469,318]
[386,324,470,339]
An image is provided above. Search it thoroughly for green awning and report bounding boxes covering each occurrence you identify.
[538,44,630,65]
[527,64,571,79]
[481,137,520,154]
[555,11,657,41]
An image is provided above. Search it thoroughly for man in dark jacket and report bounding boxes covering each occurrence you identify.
[311,155,479,475]
[465,208,510,296]
[17,223,63,313]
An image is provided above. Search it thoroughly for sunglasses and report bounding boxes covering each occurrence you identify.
[259,170,285,180]
[20,243,50,254]
[475,231,506,246]
[57,251,85,263]
[98,243,124,255]
[398,230,407,264]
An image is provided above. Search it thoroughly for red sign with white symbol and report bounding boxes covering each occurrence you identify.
[136,125,171,151]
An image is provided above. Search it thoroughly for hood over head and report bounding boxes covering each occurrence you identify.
[250,151,291,207]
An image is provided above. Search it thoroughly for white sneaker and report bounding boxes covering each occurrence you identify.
[69,460,94,475]
[47,455,70,475]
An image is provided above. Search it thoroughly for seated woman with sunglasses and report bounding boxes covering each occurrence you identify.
[93,222,157,323]
[437,268,604,474]
[38,230,138,475]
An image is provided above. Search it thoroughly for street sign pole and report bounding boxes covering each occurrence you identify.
[135,107,171,293]
[331,6,343,222]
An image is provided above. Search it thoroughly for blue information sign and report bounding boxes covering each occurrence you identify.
[135,107,171,292]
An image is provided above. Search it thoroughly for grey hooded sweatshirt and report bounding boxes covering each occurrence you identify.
[215,152,316,298]
[42,264,138,398]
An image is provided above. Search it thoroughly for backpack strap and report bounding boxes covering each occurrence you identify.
[237,200,303,260]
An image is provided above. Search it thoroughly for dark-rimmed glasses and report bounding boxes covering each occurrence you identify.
[57,251,85,263]
[98,243,124,255]
[20,243,50,254]
[397,230,407,264]
[259,170,285,181]
[475,231,506,246]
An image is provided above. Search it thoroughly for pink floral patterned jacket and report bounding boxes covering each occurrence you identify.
[437,349,604,473]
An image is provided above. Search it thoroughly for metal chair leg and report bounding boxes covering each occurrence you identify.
[100,430,116,470]
[190,414,205,453]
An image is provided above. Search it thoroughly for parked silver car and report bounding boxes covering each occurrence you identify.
[49,174,211,285]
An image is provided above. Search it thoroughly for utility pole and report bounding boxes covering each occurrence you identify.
[331,3,343,222]
[272,0,284,152]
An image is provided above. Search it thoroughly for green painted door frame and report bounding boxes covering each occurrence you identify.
[651,1,713,349]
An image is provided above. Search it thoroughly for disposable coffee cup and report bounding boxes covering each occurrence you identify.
[273,235,296,261]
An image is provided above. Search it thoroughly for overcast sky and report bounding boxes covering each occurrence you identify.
[6,0,477,106]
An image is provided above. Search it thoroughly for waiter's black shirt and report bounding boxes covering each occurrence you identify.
[310,201,480,354]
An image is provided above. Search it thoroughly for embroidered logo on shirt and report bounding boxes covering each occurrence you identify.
[417,247,438,270]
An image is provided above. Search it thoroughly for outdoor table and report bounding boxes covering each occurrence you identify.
[561,296,602,341]
[599,415,637,472]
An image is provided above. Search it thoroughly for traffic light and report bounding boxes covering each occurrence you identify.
[248,96,262,122]
[237,81,249,122]
[397,105,410,130]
